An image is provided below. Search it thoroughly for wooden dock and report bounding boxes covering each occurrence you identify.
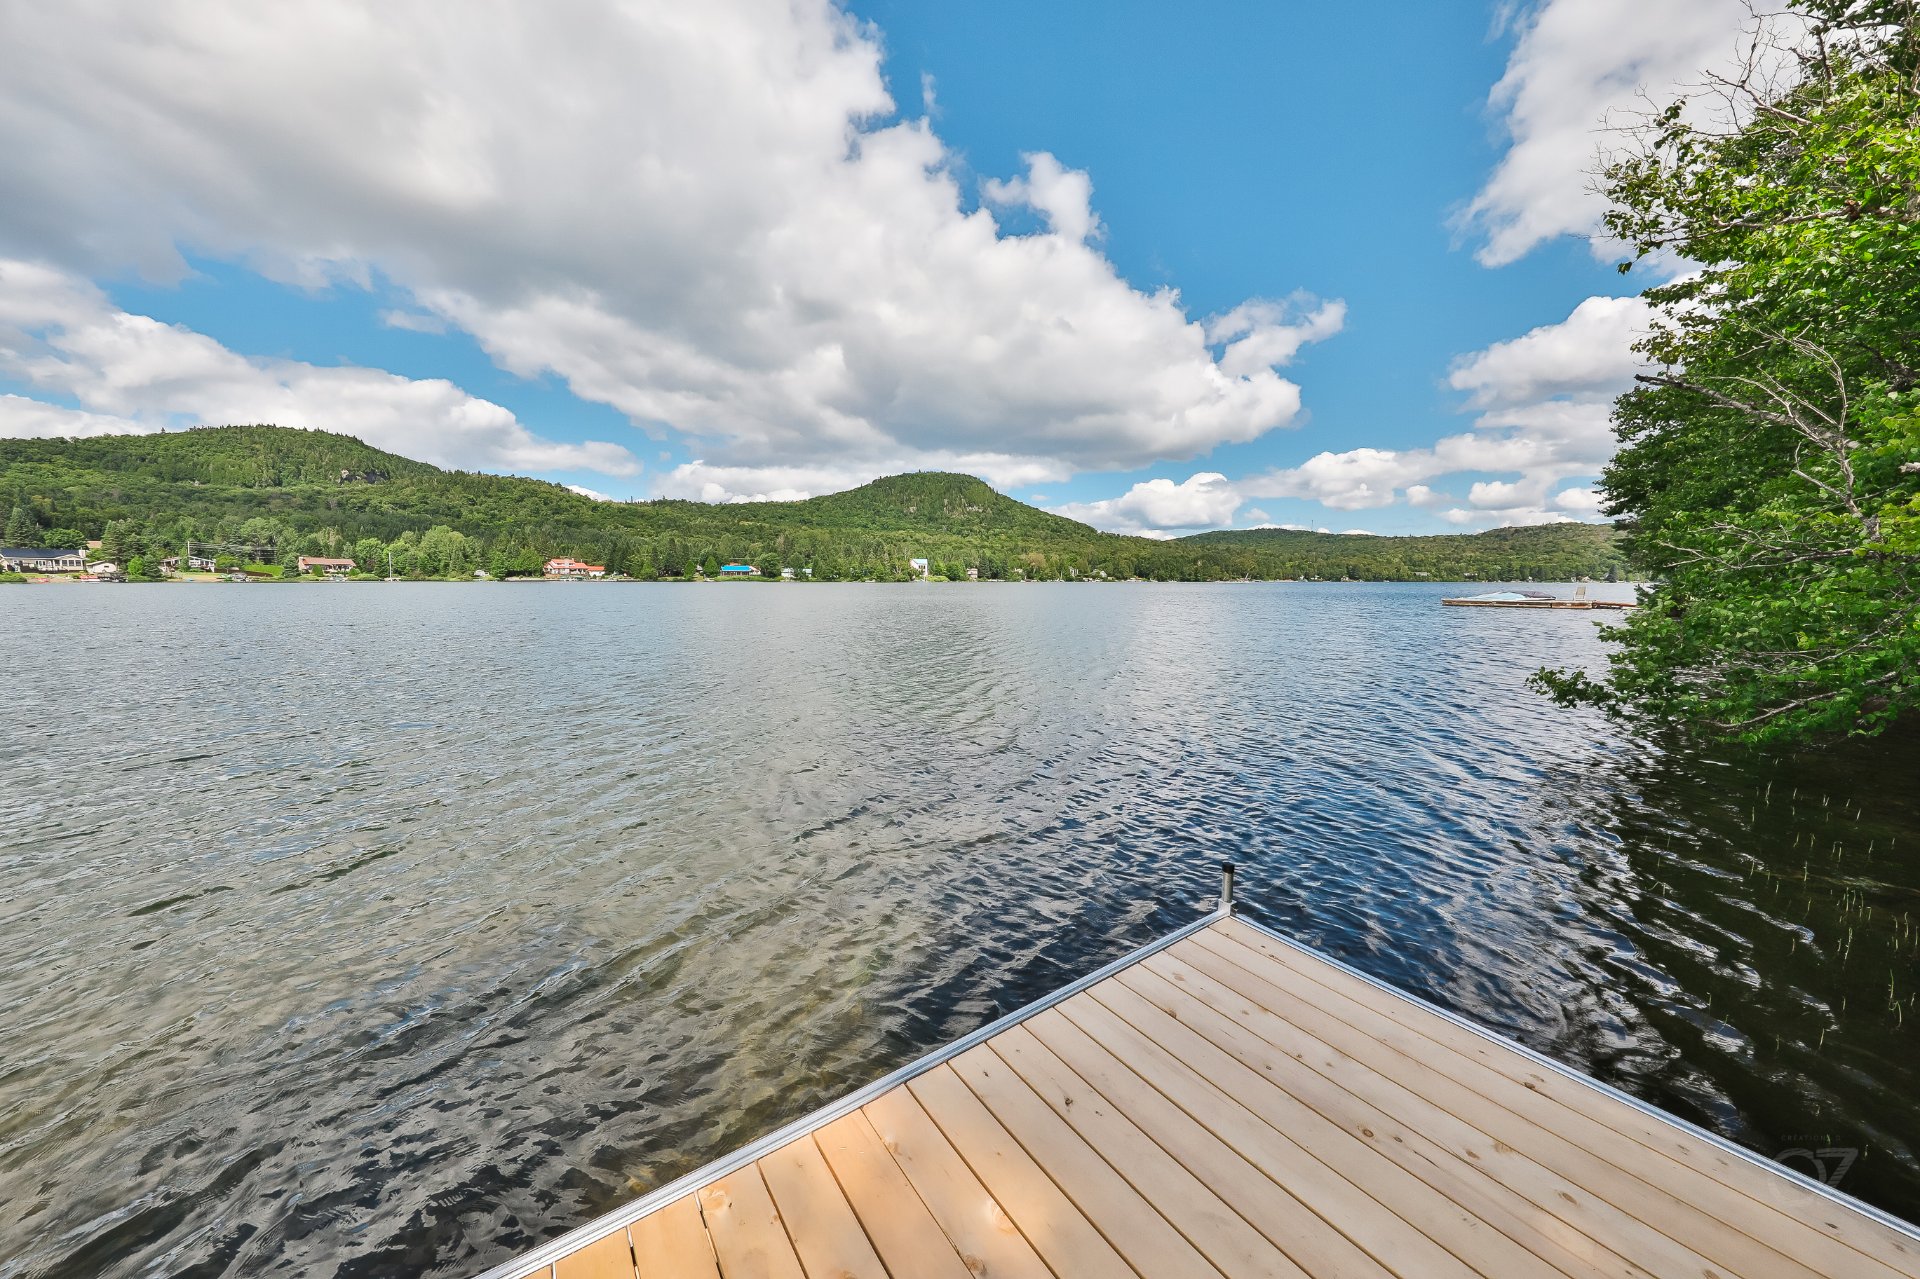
[482,883,1920,1279]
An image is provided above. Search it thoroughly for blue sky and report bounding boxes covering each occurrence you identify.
[0,1,1753,534]
[855,0,1638,530]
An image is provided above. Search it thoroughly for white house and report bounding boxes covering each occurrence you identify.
[544,557,606,577]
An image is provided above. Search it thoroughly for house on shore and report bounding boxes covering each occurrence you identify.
[1,547,86,573]
[719,563,760,578]
[297,555,357,575]
[160,555,218,572]
[544,557,606,578]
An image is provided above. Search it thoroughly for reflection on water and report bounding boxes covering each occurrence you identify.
[0,581,1914,1276]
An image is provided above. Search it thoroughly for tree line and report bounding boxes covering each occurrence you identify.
[1,427,1629,584]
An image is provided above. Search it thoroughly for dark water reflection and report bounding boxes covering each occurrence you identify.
[0,581,1915,1277]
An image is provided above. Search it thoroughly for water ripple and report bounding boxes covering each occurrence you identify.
[0,581,1916,1276]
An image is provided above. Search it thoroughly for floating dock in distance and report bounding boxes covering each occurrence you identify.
[480,868,1920,1279]
[1441,588,1636,610]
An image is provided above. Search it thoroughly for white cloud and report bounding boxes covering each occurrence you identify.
[984,152,1100,243]
[1175,291,1654,527]
[1205,296,1347,379]
[0,259,638,475]
[1240,446,1420,511]
[0,2,1340,486]
[1552,485,1605,514]
[0,395,146,439]
[565,483,613,502]
[380,308,446,334]
[1050,472,1243,536]
[1443,505,1577,527]
[1448,294,1650,410]
[1460,0,1766,266]
[659,452,1065,504]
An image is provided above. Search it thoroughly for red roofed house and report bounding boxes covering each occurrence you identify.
[544,557,606,578]
[297,556,357,574]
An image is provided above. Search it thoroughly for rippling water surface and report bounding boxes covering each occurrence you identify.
[2,581,1917,1276]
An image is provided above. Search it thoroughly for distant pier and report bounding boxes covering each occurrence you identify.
[1442,587,1636,610]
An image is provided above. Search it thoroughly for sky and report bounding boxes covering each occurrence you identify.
[0,0,1765,535]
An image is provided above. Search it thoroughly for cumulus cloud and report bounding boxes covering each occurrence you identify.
[1071,291,1652,531]
[1050,472,1243,536]
[1460,0,1763,266]
[0,2,1339,486]
[984,152,1100,243]
[1552,485,1606,514]
[1205,296,1348,379]
[0,259,638,475]
[659,452,1067,504]
[0,395,146,439]
[1448,293,1650,410]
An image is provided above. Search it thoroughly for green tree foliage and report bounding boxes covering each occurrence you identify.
[0,424,1631,586]
[4,503,43,545]
[1538,2,1920,741]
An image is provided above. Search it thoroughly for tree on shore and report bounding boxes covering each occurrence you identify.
[1537,1,1920,742]
[5,504,42,545]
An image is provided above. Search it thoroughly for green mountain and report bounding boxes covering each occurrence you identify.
[1,425,1630,582]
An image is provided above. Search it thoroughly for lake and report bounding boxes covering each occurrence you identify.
[2,581,1916,1277]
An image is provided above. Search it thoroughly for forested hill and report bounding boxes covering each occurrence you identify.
[1185,523,1630,582]
[1,425,1630,582]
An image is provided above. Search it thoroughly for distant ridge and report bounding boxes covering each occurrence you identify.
[0,425,1629,581]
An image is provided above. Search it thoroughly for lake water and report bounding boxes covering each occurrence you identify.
[2,581,1917,1277]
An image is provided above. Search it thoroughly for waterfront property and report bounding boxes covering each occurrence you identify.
[718,564,760,577]
[296,555,357,575]
[544,558,606,578]
[159,555,218,572]
[1,546,86,573]
[482,871,1920,1279]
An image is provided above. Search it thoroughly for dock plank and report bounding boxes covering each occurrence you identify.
[1105,960,1643,1267]
[756,1133,888,1279]
[483,916,1920,1279]
[1103,965,1639,1279]
[697,1166,806,1279]
[811,1111,977,1279]
[1166,935,1817,1279]
[629,1198,718,1279]
[987,1022,1312,1279]
[908,1063,1138,1278]
[1036,998,1488,1279]
[1213,916,1920,1279]
[553,1229,634,1279]
[859,1087,1056,1279]
[946,1042,1223,1277]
